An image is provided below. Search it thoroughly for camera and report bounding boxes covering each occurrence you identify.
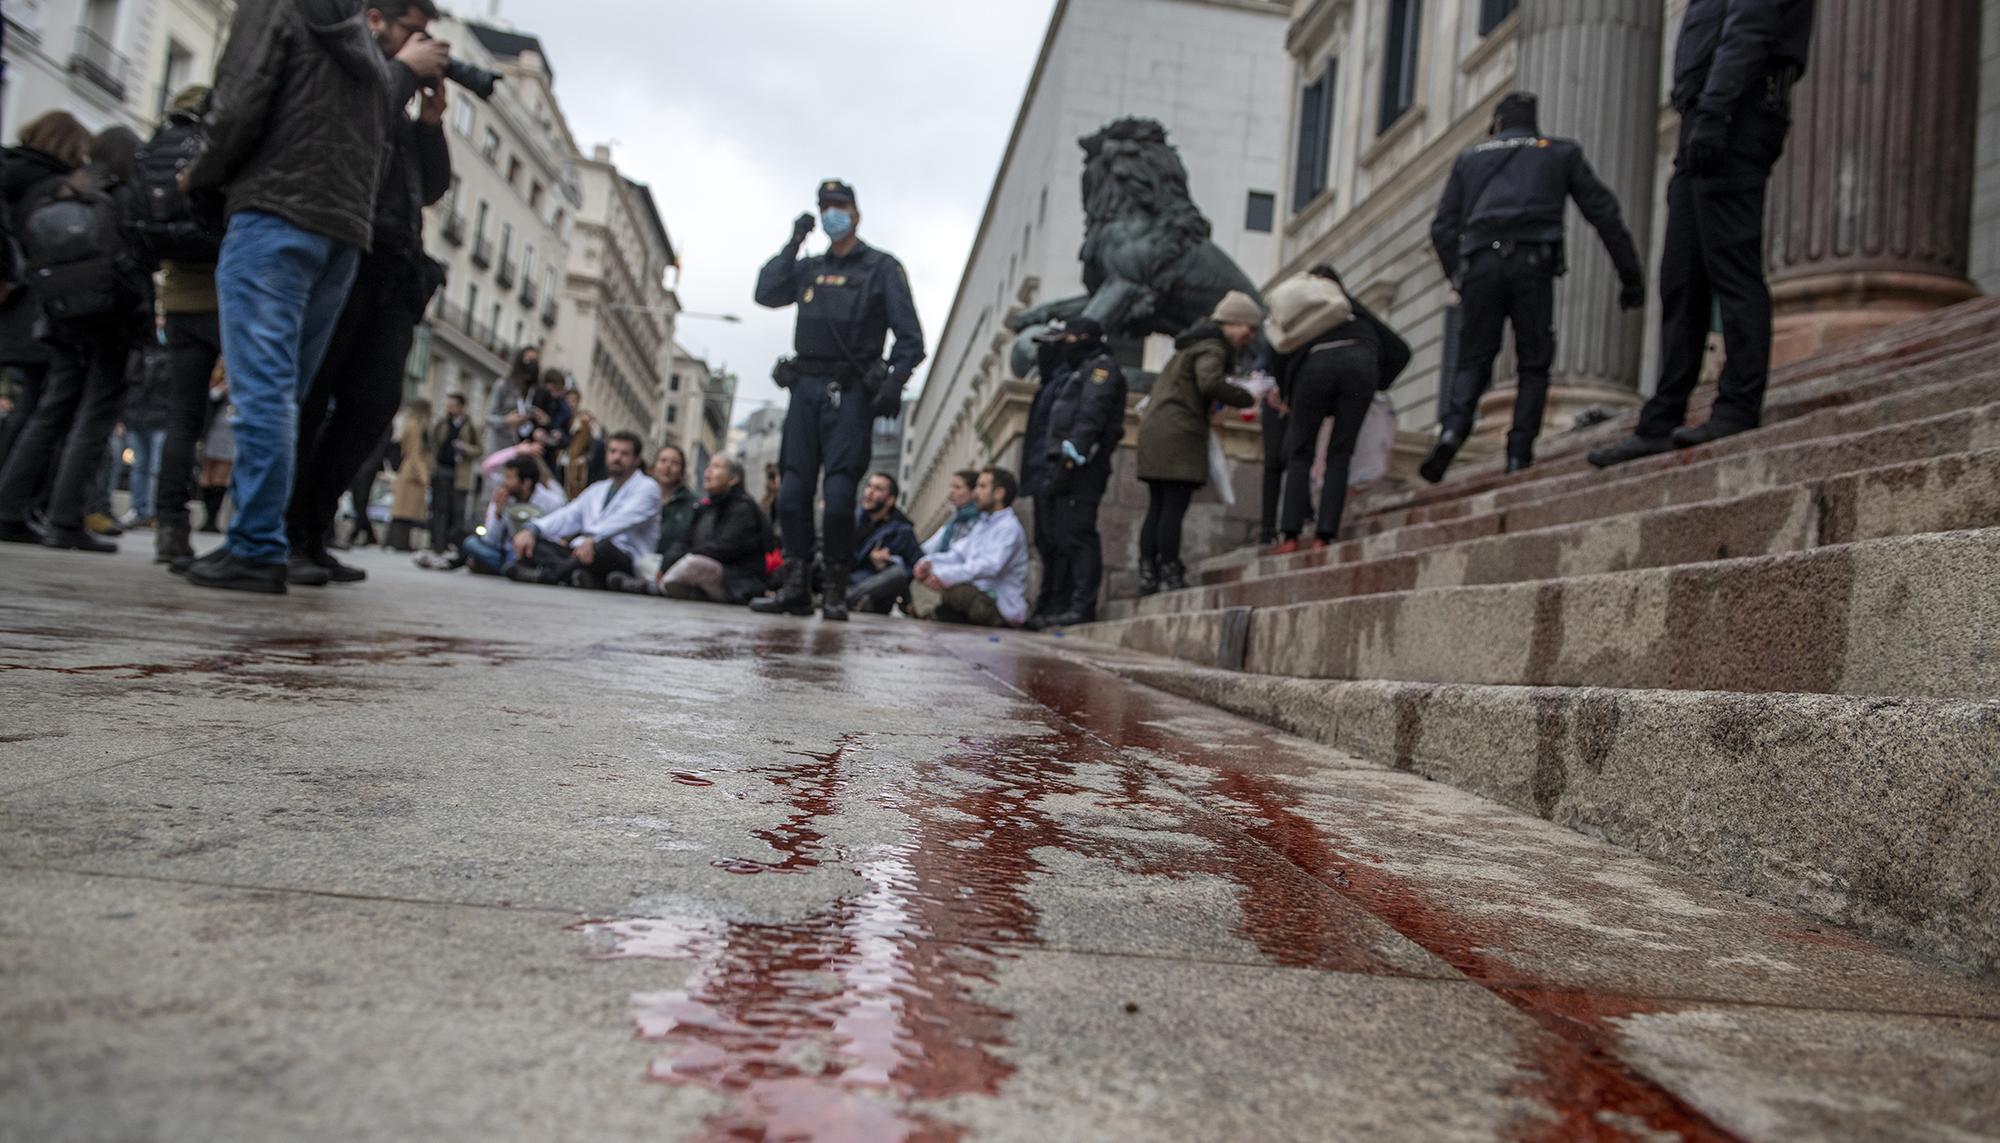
[444,58,502,101]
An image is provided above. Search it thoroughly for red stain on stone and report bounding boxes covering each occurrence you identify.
[708,740,853,875]
[669,772,717,787]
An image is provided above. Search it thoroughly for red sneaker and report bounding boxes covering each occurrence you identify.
[1268,538,1301,556]
[1310,538,1331,551]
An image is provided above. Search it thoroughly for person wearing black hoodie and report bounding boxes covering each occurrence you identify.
[179,0,397,594]
[285,2,452,587]
[0,123,153,553]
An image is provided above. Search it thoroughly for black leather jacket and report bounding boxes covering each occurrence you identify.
[187,0,393,252]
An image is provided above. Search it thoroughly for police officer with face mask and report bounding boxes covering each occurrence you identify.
[1591,0,1814,468]
[1025,317,1125,630]
[1424,91,1646,482]
[752,180,925,621]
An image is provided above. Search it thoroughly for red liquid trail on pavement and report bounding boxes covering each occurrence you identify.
[970,645,1739,1143]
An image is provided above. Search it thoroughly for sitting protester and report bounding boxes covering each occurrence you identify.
[844,471,927,615]
[924,468,982,557]
[460,451,564,574]
[911,466,1030,628]
[506,429,660,588]
[611,455,770,603]
[652,444,695,555]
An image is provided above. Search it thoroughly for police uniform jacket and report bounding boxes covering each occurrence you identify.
[755,239,926,382]
[1672,0,1815,116]
[1043,349,1127,471]
[1020,340,1068,498]
[1429,128,1643,288]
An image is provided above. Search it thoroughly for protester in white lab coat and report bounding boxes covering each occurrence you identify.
[912,466,1031,628]
[508,430,660,589]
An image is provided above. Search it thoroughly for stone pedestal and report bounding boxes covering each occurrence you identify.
[1469,0,1661,443]
[1767,0,1985,364]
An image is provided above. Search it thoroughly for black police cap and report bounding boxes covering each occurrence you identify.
[1495,92,1539,129]
[817,180,857,208]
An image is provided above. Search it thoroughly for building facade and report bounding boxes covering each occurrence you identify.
[659,346,734,475]
[902,0,1293,538]
[730,403,784,506]
[414,18,580,418]
[551,147,679,442]
[3,0,233,135]
[1277,0,1998,448]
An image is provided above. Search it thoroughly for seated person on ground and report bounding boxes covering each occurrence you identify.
[462,452,566,574]
[911,467,1030,628]
[611,455,771,602]
[845,471,928,615]
[507,431,660,588]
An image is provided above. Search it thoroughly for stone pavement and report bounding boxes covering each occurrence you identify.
[1,543,1996,1142]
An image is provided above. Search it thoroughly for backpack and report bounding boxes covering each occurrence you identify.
[1262,272,1354,354]
[21,179,130,321]
[130,117,217,263]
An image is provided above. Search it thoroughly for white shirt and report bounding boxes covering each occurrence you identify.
[530,474,662,563]
[925,507,1031,626]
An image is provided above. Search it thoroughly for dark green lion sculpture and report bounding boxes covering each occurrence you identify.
[1008,117,1263,377]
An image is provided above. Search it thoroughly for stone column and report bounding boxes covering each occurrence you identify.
[1767,0,1984,363]
[1479,0,1665,439]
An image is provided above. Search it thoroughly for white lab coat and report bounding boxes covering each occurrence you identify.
[924,508,1031,626]
[530,473,662,563]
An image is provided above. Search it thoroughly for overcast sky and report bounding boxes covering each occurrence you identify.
[487,0,1060,423]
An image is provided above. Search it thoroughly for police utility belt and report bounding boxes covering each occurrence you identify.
[1466,240,1565,275]
[771,354,895,416]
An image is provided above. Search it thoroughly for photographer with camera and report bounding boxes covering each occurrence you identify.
[285,0,455,587]
[751,180,925,622]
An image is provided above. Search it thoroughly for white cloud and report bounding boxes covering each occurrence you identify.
[476,0,1059,419]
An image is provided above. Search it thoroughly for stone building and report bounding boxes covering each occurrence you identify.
[730,404,784,505]
[414,18,580,417]
[2,0,233,133]
[660,345,734,475]
[551,147,680,442]
[900,0,1293,541]
[1276,0,1998,450]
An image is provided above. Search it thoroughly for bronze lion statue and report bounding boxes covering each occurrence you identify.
[1008,118,1263,377]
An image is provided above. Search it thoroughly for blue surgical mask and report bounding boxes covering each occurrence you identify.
[822,208,854,241]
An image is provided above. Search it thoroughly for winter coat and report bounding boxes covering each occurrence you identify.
[663,485,771,604]
[655,484,696,555]
[1043,348,1127,475]
[390,418,430,521]
[851,506,926,580]
[0,147,81,366]
[1019,341,1066,498]
[1135,323,1252,486]
[186,0,393,252]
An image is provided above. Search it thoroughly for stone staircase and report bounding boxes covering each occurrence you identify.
[1065,298,2000,975]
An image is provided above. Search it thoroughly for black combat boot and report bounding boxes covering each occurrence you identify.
[1587,434,1674,469]
[750,559,814,617]
[820,560,850,622]
[156,516,194,564]
[1506,453,1533,474]
[44,527,117,553]
[1135,557,1161,597]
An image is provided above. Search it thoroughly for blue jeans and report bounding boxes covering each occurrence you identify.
[461,533,509,573]
[215,211,359,564]
[128,427,166,519]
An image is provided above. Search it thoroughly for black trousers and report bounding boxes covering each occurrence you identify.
[1282,342,1377,541]
[1448,247,1557,459]
[346,434,388,544]
[1029,493,1065,616]
[526,535,636,589]
[1139,478,1198,566]
[847,564,913,614]
[156,311,224,526]
[289,257,421,552]
[0,362,51,515]
[426,470,466,553]
[1640,99,1792,438]
[1259,400,1290,541]
[1045,463,1109,615]
[775,373,871,569]
[0,320,130,532]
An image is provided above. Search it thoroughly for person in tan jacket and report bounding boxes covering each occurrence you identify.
[424,391,480,556]
[387,399,431,551]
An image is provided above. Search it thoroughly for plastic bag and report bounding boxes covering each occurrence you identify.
[1208,429,1236,507]
[1312,393,1398,493]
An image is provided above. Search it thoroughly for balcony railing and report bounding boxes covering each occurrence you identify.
[440,211,466,247]
[519,279,539,308]
[495,255,516,289]
[69,25,129,100]
[470,234,493,269]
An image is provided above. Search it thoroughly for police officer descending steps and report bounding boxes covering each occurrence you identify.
[1424,92,1646,483]
[1025,317,1126,630]
[752,180,925,621]
[1591,0,1815,469]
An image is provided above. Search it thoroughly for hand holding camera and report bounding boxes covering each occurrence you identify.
[398,32,450,81]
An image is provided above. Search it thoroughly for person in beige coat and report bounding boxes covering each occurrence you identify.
[388,399,431,551]
[1133,290,1259,593]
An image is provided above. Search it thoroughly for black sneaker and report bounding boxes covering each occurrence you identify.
[301,545,366,583]
[1670,420,1753,449]
[0,519,41,544]
[286,554,333,587]
[186,551,287,595]
[44,528,118,553]
[1586,434,1674,469]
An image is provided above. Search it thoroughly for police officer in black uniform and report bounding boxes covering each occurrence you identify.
[1026,317,1125,630]
[1019,325,1069,624]
[1591,0,1814,468]
[1424,92,1646,482]
[751,180,925,620]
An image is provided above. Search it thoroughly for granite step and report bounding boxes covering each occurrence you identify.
[1104,447,2000,621]
[1191,394,2000,592]
[1079,527,2000,701]
[1063,647,2000,975]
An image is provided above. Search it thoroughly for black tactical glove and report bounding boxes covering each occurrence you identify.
[1619,282,1646,311]
[792,212,816,244]
[1683,112,1729,177]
